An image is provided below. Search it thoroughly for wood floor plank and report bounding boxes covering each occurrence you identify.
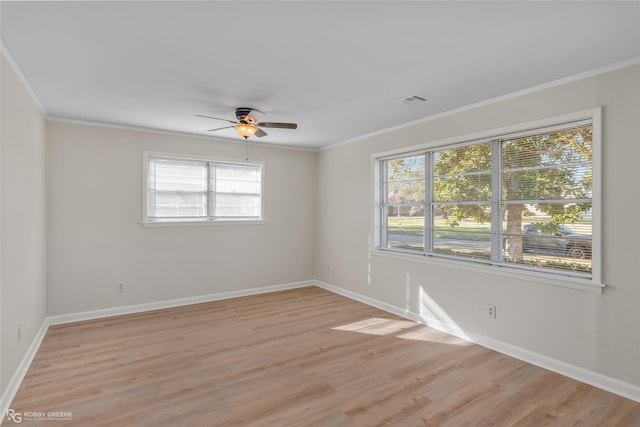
[5,287,639,426]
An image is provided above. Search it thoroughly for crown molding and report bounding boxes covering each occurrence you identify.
[47,116,318,152]
[1,40,48,118]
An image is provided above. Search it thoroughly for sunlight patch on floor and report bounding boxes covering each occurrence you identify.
[332,317,418,336]
[396,327,471,346]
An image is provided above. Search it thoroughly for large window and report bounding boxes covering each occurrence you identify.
[144,153,263,223]
[378,119,597,282]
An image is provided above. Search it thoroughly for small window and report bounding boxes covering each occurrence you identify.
[144,153,263,223]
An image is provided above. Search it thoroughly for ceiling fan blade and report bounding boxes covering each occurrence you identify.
[255,128,268,138]
[206,125,235,132]
[257,122,298,129]
[196,114,237,124]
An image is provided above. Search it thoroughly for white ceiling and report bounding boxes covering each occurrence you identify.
[2,1,640,150]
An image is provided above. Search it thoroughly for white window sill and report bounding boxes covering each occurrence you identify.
[371,248,605,294]
[141,219,266,227]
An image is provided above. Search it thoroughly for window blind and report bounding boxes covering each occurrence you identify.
[146,155,262,222]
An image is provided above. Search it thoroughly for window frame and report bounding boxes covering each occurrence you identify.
[142,151,265,226]
[372,108,603,293]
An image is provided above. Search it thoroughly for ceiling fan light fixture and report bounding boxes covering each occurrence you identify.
[235,123,258,139]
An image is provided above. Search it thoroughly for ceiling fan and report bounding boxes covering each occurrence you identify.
[196,107,297,139]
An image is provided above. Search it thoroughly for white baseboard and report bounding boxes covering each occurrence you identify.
[47,280,314,325]
[1,280,315,419]
[313,280,640,403]
[1,319,49,421]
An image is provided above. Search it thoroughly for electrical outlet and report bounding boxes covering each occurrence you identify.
[488,304,496,319]
[117,281,125,292]
[18,324,22,343]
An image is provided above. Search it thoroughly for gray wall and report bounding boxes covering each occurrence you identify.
[46,121,317,315]
[1,52,47,394]
[315,64,640,388]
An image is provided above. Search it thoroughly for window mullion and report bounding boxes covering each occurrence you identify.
[490,139,502,263]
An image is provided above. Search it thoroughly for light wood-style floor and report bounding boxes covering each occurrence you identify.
[8,287,640,426]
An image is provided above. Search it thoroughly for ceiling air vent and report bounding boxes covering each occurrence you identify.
[397,94,429,105]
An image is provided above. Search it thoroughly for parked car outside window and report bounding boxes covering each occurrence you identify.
[521,223,591,259]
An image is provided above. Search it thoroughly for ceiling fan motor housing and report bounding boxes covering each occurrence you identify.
[236,107,258,124]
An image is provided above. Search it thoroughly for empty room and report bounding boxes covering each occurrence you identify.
[2,1,640,425]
